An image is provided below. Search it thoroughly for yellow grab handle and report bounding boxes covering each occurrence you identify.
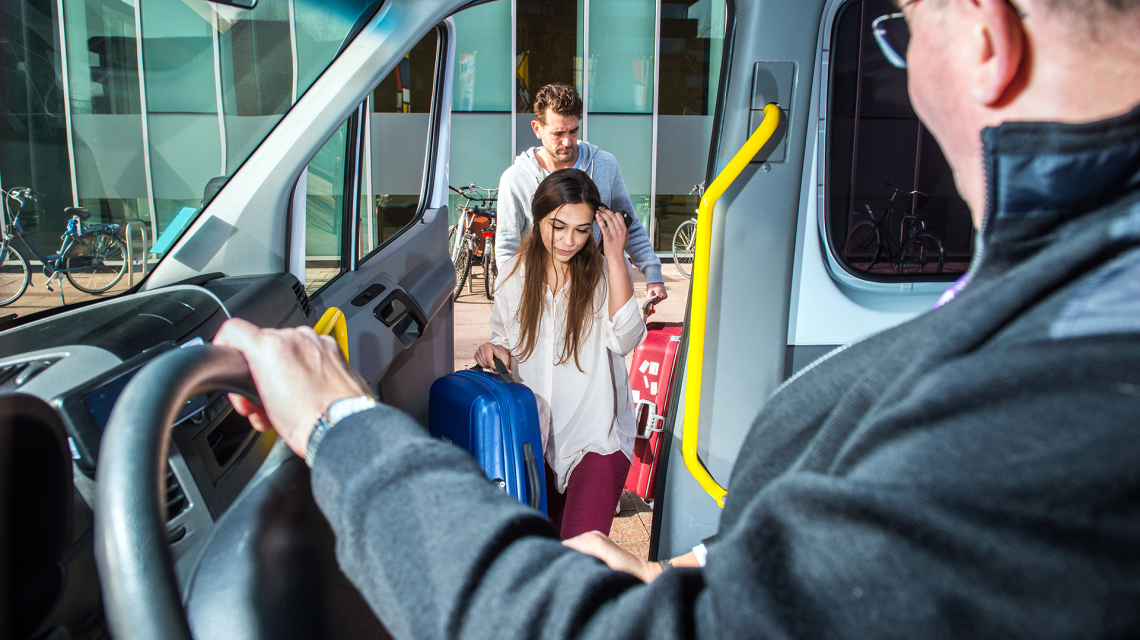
[682,103,782,508]
[314,307,350,363]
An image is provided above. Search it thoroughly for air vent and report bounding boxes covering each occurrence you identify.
[292,281,313,317]
[164,465,189,521]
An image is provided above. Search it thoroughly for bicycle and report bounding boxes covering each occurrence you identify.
[448,184,497,300]
[0,187,129,306]
[481,215,498,300]
[843,182,945,275]
[671,182,704,279]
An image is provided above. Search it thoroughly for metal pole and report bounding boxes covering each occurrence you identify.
[132,0,159,242]
[288,0,298,104]
[55,0,80,208]
[212,7,227,177]
[510,0,517,162]
[582,0,589,142]
[125,221,150,286]
[649,0,661,249]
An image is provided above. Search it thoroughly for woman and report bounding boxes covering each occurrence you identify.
[474,168,646,540]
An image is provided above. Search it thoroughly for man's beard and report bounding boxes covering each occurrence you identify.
[548,144,574,161]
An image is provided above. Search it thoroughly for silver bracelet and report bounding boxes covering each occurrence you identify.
[658,557,672,571]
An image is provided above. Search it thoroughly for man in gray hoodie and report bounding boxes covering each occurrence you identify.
[495,83,668,302]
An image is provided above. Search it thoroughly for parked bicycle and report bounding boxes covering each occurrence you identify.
[0,187,128,306]
[671,182,704,279]
[843,182,945,275]
[448,184,497,300]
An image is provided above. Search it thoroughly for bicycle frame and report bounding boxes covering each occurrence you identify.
[2,192,121,275]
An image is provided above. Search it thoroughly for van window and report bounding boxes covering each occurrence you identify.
[827,0,973,280]
[358,29,440,260]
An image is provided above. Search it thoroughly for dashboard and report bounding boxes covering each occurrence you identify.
[1,272,316,635]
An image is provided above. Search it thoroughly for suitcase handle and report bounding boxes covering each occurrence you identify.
[634,399,664,439]
[522,442,542,511]
[470,354,512,385]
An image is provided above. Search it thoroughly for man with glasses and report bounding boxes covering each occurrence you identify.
[216,0,1140,636]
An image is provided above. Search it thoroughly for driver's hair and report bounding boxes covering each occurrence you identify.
[1036,0,1140,38]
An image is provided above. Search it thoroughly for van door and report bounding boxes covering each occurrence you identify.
[296,22,457,422]
[651,0,960,559]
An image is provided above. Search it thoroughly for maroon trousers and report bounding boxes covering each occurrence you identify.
[545,451,631,540]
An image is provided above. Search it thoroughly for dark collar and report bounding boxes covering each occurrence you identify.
[982,103,1140,224]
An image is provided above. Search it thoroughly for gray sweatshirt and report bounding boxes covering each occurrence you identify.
[494,143,664,284]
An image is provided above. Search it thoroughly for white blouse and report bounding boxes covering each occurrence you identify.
[490,257,647,493]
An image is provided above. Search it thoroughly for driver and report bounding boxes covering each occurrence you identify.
[215,0,1140,635]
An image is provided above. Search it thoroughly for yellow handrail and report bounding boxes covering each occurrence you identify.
[682,103,782,508]
[314,307,350,363]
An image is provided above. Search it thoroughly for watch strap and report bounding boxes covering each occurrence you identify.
[304,395,378,467]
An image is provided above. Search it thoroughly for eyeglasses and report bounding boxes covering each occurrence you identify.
[872,0,1026,70]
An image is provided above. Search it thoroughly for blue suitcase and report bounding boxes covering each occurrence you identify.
[428,360,547,514]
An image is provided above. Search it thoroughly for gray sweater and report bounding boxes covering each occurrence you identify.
[494,143,664,284]
[311,107,1140,638]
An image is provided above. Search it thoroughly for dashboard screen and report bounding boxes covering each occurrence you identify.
[84,365,207,431]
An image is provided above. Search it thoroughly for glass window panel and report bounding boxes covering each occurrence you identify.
[450,2,511,225]
[587,0,655,114]
[1,0,73,254]
[453,0,511,113]
[515,0,582,113]
[140,0,221,234]
[653,0,727,250]
[293,0,371,96]
[826,0,972,280]
[588,114,652,227]
[358,30,437,258]
[658,0,725,116]
[305,119,349,293]
[61,0,152,263]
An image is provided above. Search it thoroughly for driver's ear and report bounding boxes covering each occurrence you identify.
[971,0,1026,106]
[531,117,542,138]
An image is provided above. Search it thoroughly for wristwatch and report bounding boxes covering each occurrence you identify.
[304,395,379,467]
[658,557,672,571]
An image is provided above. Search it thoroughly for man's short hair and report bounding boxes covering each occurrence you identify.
[533,84,583,125]
[1033,0,1140,38]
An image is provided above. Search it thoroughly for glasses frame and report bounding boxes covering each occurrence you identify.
[872,0,1026,70]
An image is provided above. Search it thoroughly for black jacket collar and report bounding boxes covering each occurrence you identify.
[977,103,1140,268]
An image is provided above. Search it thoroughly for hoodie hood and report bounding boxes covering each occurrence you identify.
[515,141,602,184]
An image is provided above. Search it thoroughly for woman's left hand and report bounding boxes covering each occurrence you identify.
[596,206,628,260]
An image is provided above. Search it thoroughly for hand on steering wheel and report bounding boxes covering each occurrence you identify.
[213,318,372,459]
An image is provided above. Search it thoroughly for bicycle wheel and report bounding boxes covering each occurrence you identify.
[0,243,31,306]
[483,237,497,300]
[843,221,882,272]
[64,231,127,294]
[448,224,458,259]
[454,241,472,300]
[897,231,945,275]
[672,219,696,278]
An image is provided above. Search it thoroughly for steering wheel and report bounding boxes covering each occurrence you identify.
[94,345,258,640]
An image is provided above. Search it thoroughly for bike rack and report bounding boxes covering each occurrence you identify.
[125,222,150,287]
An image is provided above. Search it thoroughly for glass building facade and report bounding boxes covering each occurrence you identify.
[1,0,726,300]
[451,0,727,250]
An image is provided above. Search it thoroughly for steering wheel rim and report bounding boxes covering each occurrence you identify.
[94,345,260,640]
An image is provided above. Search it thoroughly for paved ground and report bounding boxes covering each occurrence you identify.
[454,260,690,559]
[2,274,135,318]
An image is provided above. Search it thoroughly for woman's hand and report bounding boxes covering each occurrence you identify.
[474,342,512,372]
[596,206,629,263]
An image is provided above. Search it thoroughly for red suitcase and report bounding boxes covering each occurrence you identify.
[624,318,683,502]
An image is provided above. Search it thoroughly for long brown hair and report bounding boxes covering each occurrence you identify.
[508,169,603,371]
